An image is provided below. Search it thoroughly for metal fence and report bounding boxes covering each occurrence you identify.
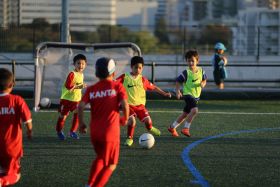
[1,24,280,57]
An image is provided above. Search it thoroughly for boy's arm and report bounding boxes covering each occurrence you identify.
[154,86,171,98]
[120,99,129,126]
[78,101,87,133]
[175,82,183,99]
[24,121,32,140]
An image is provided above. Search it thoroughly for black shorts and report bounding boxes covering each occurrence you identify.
[183,95,198,113]
[213,68,226,85]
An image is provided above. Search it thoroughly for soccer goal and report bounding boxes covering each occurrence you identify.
[34,42,141,111]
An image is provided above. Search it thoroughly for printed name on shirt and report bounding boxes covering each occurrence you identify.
[0,107,15,115]
[90,89,116,99]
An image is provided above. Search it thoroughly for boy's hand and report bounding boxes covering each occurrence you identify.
[200,80,206,88]
[176,90,182,100]
[120,117,128,126]
[26,130,32,140]
[165,92,172,98]
[79,123,87,134]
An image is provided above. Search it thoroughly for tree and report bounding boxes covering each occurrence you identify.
[154,17,170,44]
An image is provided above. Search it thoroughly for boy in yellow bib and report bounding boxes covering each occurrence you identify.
[168,50,207,137]
[55,54,87,140]
[117,56,171,146]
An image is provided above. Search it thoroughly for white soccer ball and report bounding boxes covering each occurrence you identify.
[40,97,51,108]
[139,133,155,149]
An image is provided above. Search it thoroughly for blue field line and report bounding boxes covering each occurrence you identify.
[181,127,280,187]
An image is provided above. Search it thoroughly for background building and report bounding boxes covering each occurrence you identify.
[1,0,116,31]
[235,8,280,55]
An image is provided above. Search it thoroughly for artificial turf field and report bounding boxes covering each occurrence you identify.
[16,100,280,187]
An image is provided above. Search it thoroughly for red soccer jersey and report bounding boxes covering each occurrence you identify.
[81,79,127,142]
[0,93,32,158]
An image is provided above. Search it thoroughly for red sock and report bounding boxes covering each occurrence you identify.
[87,159,104,186]
[56,116,65,132]
[70,113,79,132]
[92,166,113,187]
[145,120,152,130]
[127,125,135,138]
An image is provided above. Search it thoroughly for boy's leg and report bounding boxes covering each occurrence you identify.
[124,116,136,146]
[56,114,67,132]
[182,107,198,137]
[0,158,21,186]
[69,111,79,139]
[87,159,104,186]
[92,164,116,187]
[143,117,161,136]
[168,112,188,137]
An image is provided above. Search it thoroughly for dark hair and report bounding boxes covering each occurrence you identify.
[0,68,13,91]
[184,50,199,61]
[73,54,87,64]
[95,57,115,79]
[131,56,144,67]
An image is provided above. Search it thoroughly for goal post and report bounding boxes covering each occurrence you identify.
[34,42,141,111]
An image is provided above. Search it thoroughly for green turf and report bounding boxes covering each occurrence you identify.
[15,100,280,187]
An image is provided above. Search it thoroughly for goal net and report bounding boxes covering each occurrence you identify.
[34,42,141,111]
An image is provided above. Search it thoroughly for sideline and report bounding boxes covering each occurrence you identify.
[181,127,280,187]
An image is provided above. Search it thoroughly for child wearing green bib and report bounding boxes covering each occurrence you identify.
[168,50,207,137]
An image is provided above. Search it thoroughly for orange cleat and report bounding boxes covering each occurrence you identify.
[168,127,179,137]
[181,128,191,137]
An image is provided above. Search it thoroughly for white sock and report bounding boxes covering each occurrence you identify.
[184,122,191,128]
[171,121,180,129]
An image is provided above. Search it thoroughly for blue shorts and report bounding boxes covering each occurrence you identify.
[183,95,198,113]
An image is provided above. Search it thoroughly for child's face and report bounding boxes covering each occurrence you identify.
[186,56,198,69]
[74,59,86,72]
[217,49,224,54]
[131,63,143,76]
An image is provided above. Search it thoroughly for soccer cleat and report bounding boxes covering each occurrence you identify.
[69,131,80,139]
[168,127,179,137]
[181,128,191,137]
[57,131,66,140]
[124,138,133,146]
[149,127,161,136]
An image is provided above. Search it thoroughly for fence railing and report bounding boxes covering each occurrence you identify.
[1,60,280,89]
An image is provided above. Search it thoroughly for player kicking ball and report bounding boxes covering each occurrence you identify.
[78,57,129,187]
[116,56,171,146]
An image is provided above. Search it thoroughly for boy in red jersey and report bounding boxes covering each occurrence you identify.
[55,54,87,140]
[78,57,129,187]
[0,68,32,187]
[116,56,171,146]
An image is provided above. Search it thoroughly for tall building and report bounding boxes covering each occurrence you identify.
[1,0,116,31]
[116,0,157,30]
[0,0,20,27]
[235,8,280,55]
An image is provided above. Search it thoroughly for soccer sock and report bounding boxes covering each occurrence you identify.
[184,121,191,128]
[127,125,135,139]
[56,116,65,132]
[87,159,104,186]
[171,121,180,129]
[70,113,79,132]
[145,120,153,130]
[92,166,113,187]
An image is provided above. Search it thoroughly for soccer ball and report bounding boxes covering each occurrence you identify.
[40,97,51,108]
[139,133,155,149]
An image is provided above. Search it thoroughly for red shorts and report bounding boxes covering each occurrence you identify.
[92,141,119,166]
[0,156,20,177]
[58,99,79,115]
[129,104,150,122]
